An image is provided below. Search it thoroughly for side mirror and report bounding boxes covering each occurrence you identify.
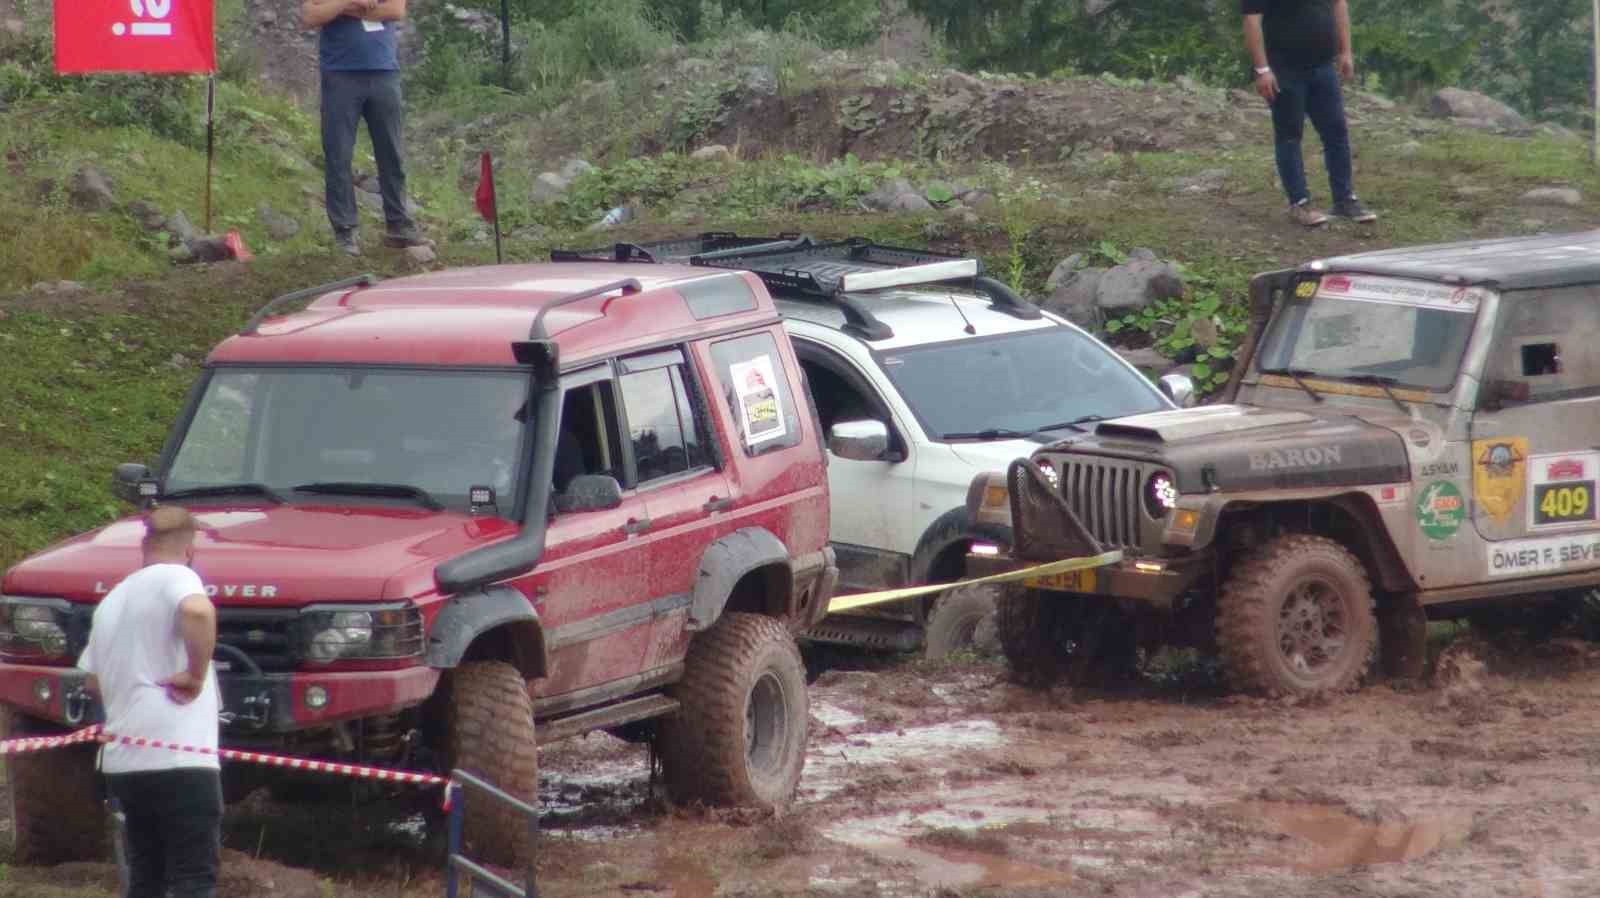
[555,474,624,513]
[112,463,155,504]
[829,419,890,462]
[1158,373,1197,408]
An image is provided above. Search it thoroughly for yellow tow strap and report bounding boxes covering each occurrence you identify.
[825,550,1124,613]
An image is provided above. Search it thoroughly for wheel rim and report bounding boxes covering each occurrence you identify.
[1277,576,1349,679]
[745,671,788,775]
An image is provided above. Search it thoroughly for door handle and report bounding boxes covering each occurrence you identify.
[702,496,734,514]
[624,517,652,535]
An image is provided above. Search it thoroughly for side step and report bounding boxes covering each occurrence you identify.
[537,693,680,744]
[801,615,923,653]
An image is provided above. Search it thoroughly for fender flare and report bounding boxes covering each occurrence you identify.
[424,585,548,679]
[908,505,1015,586]
[689,527,790,632]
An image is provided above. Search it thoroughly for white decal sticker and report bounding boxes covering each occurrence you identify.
[729,355,787,448]
[362,19,385,31]
[1316,274,1482,313]
[1488,534,1600,578]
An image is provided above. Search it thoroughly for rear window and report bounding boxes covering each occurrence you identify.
[708,331,804,455]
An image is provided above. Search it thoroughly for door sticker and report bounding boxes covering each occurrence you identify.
[729,355,787,448]
[1528,451,1600,530]
[1417,480,1465,541]
[1472,437,1528,525]
[1488,533,1600,578]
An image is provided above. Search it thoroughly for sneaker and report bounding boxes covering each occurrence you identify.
[1331,196,1378,223]
[1289,201,1329,228]
[382,227,436,250]
[334,229,361,256]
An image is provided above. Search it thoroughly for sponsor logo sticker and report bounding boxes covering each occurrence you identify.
[1416,480,1465,541]
[1472,437,1528,526]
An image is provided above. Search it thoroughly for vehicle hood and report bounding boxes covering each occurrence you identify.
[947,436,1053,470]
[1,505,520,606]
[1038,404,1410,493]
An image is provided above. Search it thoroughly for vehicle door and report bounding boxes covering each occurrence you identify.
[612,346,731,671]
[1468,284,1600,585]
[793,339,919,591]
[520,364,651,702]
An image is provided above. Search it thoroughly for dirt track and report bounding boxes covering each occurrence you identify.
[5,636,1600,898]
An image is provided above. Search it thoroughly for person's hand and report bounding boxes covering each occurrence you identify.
[160,671,203,705]
[1254,70,1279,103]
[344,0,376,16]
[1336,52,1355,82]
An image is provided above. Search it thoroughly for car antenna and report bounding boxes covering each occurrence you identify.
[950,282,977,335]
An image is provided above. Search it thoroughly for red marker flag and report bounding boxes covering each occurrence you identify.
[55,0,217,74]
[474,152,497,223]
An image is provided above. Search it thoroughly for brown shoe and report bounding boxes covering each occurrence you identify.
[1289,202,1329,228]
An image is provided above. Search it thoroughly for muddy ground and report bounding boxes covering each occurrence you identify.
[6,635,1600,897]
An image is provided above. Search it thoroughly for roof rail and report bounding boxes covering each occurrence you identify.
[549,232,810,265]
[239,273,377,335]
[529,278,643,339]
[971,276,1043,321]
[690,238,982,301]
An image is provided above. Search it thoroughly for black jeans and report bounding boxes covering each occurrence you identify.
[319,69,413,235]
[106,769,223,898]
[1269,63,1355,206]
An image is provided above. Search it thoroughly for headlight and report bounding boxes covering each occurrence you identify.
[300,605,422,665]
[0,598,73,660]
[1036,461,1061,490]
[1145,471,1179,518]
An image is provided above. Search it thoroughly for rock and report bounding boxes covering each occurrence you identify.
[1174,168,1227,194]
[1126,247,1159,263]
[1428,87,1527,131]
[888,193,935,212]
[356,190,383,213]
[169,244,196,264]
[1230,88,1258,107]
[558,158,595,182]
[69,165,116,211]
[1096,256,1185,319]
[403,245,437,268]
[738,64,778,96]
[1192,316,1220,349]
[2,18,24,36]
[863,177,918,212]
[961,190,1000,213]
[1396,140,1423,157]
[1117,347,1171,371]
[185,236,233,263]
[955,210,980,227]
[127,199,166,231]
[353,171,380,194]
[943,70,984,92]
[1521,187,1582,208]
[30,280,87,295]
[530,173,569,205]
[257,8,276,25]
[1360,91,1397,110]
[1175,75,1200,92]
[1045,254,1084,292]
[166,210,200,245]
[165,353,191,370]
[1043,268,1106,329]
[256,202,300,241]
[690,144,734,162]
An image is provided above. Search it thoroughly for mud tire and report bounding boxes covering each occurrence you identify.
[1216,534,1377,697]
[995,586,1138,688]
[443,661,538,867]
[660,613,808,808]
[1,707,107,863]
[924,585,998,660]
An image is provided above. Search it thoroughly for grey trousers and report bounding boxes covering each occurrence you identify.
[320,70,413,235]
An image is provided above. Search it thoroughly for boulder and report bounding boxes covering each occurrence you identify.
[887,193,935,213]
[1520,187,1582,208]
[1043,267,1106,329]
[690,144,734,162]
[1044,254,1084,292]
[185,236,233,263]
[530,172,571,205]
[353,171,380,194]
[403,245,438,268]
[960,190,1000,213]
[69,165,116,211]
[863,177,918,212]
[127,199,166,232]
[256,202,300,241]
[1096,256,1184,319]
[1173,168,1228,194]
[166,210,200,246]
[558,158,596,182]
[1428,88,1527,131]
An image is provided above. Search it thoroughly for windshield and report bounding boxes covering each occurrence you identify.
[166,368,530,507]
[1256,283,1479,392]
[875,326,1167,440]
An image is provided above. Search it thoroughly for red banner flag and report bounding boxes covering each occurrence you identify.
[55,0,216,74]
[474,152,497,223]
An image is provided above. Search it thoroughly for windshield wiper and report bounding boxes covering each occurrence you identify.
[1032,414,1107,434]
[292,482,444,511]
[942,428,1032,441]
[1259,367,1324,403]
[163,483,284,504]
[1342,374,1411,413]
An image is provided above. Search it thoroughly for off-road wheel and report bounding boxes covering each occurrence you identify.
[659,613,808,808]
[923,585,999,660]
[995,585,1139,688]
[442,661,538,867]
[1216,534,1377,697]
[0,706,107,863]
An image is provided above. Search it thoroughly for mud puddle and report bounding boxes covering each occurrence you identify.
[802,718,1005,799]
[1229,801,1475,872]
[540,747,651,841]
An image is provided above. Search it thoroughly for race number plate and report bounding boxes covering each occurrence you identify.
[1533,480,1596,527]
[1024,568,1097,593]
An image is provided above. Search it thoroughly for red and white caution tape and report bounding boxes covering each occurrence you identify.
[0,724,451,800]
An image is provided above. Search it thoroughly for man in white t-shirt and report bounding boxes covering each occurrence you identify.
[78,506,221,898]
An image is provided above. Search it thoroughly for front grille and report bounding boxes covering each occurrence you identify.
[216,609,299,672]
[1052,457,1145,550]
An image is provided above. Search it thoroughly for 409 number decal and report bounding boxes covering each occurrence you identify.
[1533,481,1596,527]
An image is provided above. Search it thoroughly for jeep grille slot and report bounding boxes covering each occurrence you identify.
[1057,458,1143,550]
[216,609,298,672]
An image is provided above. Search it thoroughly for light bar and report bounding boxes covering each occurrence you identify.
[837,259,980,294]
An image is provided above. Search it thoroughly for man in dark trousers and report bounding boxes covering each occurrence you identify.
[302,0,431,255]
[1242,0,1378,228]
[78,507,221,898]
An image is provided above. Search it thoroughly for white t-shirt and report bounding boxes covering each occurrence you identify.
[77,564,221,773]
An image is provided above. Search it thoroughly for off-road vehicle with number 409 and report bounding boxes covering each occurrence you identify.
[0,262,836,865]
[968,232,1600,696]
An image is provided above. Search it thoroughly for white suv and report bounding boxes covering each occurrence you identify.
[552,234,1190,656]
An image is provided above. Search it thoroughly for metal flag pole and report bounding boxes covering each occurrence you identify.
[204,75,216,233]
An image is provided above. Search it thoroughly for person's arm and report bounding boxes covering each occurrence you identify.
[1242,13,1278,102]
[1331,0,1355,81]
[160,594,215,705]
[302,0,371,29]
[362,0,407,22]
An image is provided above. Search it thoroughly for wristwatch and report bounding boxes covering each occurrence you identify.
[1253,66,1271,76]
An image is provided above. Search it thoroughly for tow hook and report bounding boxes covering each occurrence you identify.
[64,685,92,725]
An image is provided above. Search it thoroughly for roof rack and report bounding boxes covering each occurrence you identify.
[549,232,810,265]
[239,273,377,335]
